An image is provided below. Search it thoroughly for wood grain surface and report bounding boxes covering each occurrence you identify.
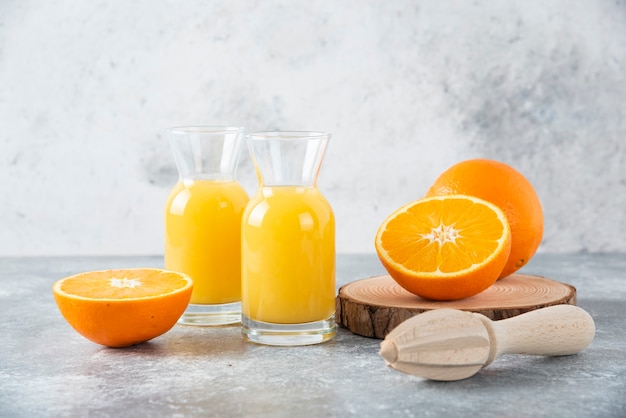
[336,274,577,339]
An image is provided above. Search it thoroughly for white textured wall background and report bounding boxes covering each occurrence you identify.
[1,0,625,256]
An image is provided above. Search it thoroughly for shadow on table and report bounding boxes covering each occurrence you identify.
[417,352,596,389]
[94,323,249,358]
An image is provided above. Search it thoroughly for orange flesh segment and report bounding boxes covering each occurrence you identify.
[380,197,506,274]
[56,269,192,300]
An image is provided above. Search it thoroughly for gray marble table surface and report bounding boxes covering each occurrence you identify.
[1,253,625,417]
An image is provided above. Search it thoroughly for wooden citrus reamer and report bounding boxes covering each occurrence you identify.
[379,304,595,381]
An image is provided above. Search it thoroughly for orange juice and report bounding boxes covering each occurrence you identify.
[242,186,335,324]
[165,179,248,304]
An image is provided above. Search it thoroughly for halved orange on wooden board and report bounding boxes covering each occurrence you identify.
[53,268,193,348]
[375,195,511,301]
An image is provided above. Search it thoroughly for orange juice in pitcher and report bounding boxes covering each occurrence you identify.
[164,126,248,326]
[242,131,336,346]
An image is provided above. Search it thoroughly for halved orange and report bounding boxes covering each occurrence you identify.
[375,195,512,300]
[53,268,193,348]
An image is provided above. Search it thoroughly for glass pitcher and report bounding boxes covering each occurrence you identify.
[164,126,249,326]
[241,131,336,346]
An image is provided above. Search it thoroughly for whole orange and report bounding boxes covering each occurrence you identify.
[425,159,543,278]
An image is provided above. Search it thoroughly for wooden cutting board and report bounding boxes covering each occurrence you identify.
[336,274,576,339]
